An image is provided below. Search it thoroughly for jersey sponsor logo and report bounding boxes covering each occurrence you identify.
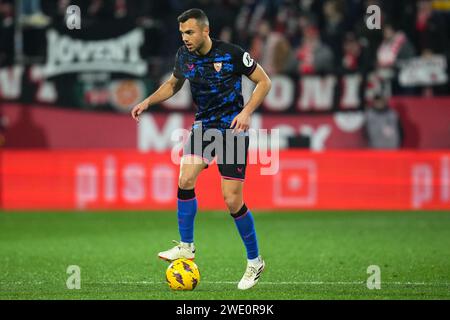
[213,62,222,72]
[243,52,254,68]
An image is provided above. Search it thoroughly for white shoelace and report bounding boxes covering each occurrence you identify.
[172,240,181,247]
[244,265,259,278]
[172,240,193,251]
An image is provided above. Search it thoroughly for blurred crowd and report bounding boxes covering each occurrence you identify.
[1,0,450,75]
[1,0,449,149]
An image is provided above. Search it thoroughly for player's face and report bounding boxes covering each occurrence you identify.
[179,18,209,53]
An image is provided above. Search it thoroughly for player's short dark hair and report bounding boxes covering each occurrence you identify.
[177,8,209,26]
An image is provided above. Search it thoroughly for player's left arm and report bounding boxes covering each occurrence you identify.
[231,64,271,133]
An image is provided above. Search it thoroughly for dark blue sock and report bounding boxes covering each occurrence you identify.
[232,204,259,260]
[177,188,197,243]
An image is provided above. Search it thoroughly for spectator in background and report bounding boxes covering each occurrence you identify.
[206,0,238,40]
[295,23,334,75]
[376,19,416,94]
[0,0,13,26]
[376,20,415,70]
[20,0,50,27]
[354,0,383,71]
[249,19,291,75]
[415,0,449,55]
[273,1,300,46]
[321,0,347,60]
[219,25,233,42]
[340,31,368,73]
[37,0,68,25]
[365,93,403,149]
[235,0,268,47]
[0,0,14,66]
[85,0,116,20]
[60,0,129,22]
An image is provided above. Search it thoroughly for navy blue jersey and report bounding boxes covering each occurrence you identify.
[173,39,257,132]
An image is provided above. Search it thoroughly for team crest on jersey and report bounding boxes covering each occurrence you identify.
[213,62,222,72]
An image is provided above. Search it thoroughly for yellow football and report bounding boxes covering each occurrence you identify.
[165,258,200,290]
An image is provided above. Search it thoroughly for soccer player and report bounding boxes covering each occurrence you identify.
[131,8,271,290]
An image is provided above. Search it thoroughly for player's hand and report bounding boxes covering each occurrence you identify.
[230,110,251,133]
[131,100,148,122]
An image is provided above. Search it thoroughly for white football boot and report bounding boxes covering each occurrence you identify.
[238,256,265,290]
[158,240,195,262]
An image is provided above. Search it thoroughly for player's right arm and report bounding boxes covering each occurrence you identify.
[131,74,185,122]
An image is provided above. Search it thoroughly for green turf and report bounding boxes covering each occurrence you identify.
[0,210,449,300]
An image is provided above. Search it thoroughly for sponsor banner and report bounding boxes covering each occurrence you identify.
[0,20,152,113]
[1,60,448,114]
[0,18,447,113]
[43,28,147,77]
[399,55,448,87]
[1,150,449,210]
[1,103,140,149]
[389,97,450,149]
[1,100,449,150]
[1,64,373,113]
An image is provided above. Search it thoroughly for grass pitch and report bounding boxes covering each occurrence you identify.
[0,210,449,300]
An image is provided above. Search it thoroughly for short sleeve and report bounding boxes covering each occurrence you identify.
[173,48,184,79]
[233,46,257,76]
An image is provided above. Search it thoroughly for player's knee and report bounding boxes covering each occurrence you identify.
[178,175,196,189]
[223,192,242,213]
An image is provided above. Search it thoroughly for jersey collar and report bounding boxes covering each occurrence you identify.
[192,38,216,57]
